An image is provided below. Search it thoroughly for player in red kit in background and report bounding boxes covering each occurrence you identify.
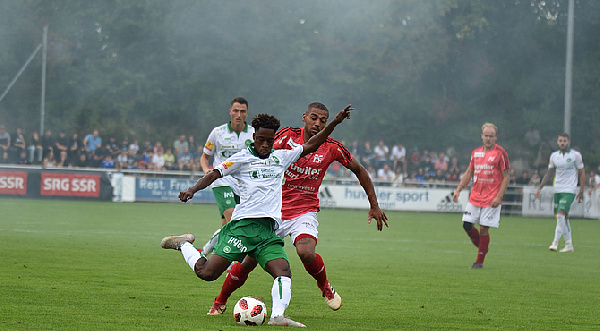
[207,102,389,315]
[453,123,510,269]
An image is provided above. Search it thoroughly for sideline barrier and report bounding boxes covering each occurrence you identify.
[318,185,468,213]
[127,176,216,204]
[113,175,467,212]
[4,166,599,220]
[0,166,113,201]
[521,186,600,219]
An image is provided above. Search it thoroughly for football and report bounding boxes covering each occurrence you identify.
[233,296,267,326]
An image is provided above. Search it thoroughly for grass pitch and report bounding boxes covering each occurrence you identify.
[1,198,599,330]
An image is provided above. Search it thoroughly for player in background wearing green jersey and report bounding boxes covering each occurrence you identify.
[198,97,255,255]
[535,133,585,253]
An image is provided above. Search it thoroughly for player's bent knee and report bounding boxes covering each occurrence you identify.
[463,222,473,231]
[194,261,225,281]
[197,274,216,281]
[264,258,292,278]
[195,270,221,281]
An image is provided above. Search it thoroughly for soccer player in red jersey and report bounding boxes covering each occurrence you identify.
[206,102,389,315]
[453,123,510,269]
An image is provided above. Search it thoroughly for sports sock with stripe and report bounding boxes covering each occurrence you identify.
[271,276,291,318]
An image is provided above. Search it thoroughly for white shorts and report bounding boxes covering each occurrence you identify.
[462,203,502,228]
[275,212,319,245]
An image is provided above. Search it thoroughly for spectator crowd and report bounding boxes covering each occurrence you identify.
[0,125,204,173]
[2,124,592,189]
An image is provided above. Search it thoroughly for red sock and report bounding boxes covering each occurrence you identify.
[466,228,480,247]
[303,254,328,290]
[214,262,250,305]
[475,235,490,264]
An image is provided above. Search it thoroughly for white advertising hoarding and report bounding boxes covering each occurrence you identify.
[522,186,600,219]
[318,185,469,213]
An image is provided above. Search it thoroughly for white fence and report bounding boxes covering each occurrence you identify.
[110,173,599,219]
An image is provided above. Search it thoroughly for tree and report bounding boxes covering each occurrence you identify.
[1,0,599,169]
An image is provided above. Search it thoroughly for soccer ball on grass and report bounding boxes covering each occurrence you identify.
[233,296,267,326]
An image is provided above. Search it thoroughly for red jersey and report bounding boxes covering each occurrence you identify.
[274,127,352,219]
[467,144,510,207]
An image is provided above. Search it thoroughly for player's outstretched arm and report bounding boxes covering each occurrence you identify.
[179,170,222,202]
[346,158,389,230]
[300,105,353,158]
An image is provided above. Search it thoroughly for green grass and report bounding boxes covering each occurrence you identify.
[1,198,599,330]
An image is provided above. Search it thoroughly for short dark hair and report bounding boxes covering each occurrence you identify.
[231,97,248,107]
[251,114,280,132]
[306,102,328,114]
[559,133,570,140]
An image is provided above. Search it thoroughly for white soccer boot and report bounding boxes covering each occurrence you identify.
[559,246,574,253]
[322,283,342,310]
[267,315,306,327]
[160,233,195,250]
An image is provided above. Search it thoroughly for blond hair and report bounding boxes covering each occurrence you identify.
[481,122,498,135]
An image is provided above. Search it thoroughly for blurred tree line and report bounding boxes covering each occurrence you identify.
[1,0,599,168]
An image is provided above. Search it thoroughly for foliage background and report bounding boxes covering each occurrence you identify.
[1,0,599,167]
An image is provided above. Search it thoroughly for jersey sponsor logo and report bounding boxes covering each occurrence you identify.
[221,152,235,158]
[313,154,324,163]
[284,169,298,179]
[290,183,317,192]
[227,236,248,253]
[474,152,485,157]
[487,156,495,162]
[250,160,269,167]
[272,156,280,165]
[289,163,323,176]
[245,139,252,147]
[250,169,282,179]
[204,141,214,151]
[220,144,240,158]
[222,161,234,169]
[474,164,494,170]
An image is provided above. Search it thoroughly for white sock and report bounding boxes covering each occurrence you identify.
[554,214,566,243]
[563,218,572,244]
[270,276,291,318]
[180,242,202,271]
[202,228,221,254]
